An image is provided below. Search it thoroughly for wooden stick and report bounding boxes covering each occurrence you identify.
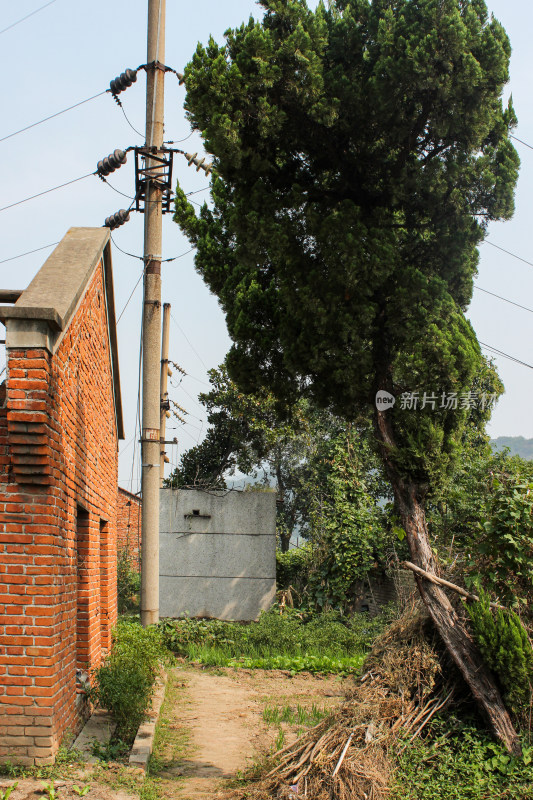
[332,732,353,778]
[401,561,504,609]
[409,690,454,743]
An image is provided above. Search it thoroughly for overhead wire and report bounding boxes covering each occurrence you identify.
[0,0,57,36]
[117,272,143,323]
[100,178,136,201]
[170,312,208,370]
[0,91,108,143]
[165,132,195,145]
[482,239,533,269]
[0,241,59,264]
[112,96,145,138]
[0,172,94,213]
[479,342,533,370]
[474,285,533,316]
[511,134,533,152]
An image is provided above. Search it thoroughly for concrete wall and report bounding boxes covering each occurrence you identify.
[159,488,276,621]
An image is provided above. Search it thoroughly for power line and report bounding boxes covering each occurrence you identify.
[0,0,57,36]
[165,132,195,145]
[479,342,533,370]
[0,91,108,144]
[170,312,209,370]
[117,272,143,323]
[0,241,59,265]
[483,240,533,269]
[185,187,210,197]
[100,178,136,201]
[0,172,94,213]
[511,134,533,152]
[474,285,533,316]
[112,96,144,138]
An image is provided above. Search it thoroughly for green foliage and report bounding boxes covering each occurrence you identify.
[158,607,387,673]
[165,363,390,557]
[90,738,130,762]
[276,545,311,594]
[175,0,518,493]
[40,782,57,800]
[467,591,533,716]
[306,429,392,609]
[392,717,533,800]
[92,621,169,742]
[71,786,90,797]
[0,784,17,800]
[116,547,140,615]
[262,703,328,726]
[473,475,533,606]
[165,362,296,490]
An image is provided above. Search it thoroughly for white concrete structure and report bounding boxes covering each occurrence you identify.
[159,488,276,620]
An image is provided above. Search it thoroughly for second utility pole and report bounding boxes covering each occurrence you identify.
[141,0,166,627]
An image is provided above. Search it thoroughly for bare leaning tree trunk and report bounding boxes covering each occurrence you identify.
[374,407,521,755]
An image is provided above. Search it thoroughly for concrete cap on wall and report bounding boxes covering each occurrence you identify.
[0,227,110,331]
[0,226,124,439]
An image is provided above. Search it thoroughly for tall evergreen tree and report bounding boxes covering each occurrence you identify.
[174,0,520,750]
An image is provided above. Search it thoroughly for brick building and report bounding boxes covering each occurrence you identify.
[117,487,141,570]
[0,228,124,765]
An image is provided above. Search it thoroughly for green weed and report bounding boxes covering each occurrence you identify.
[262,703,329,726]
[0,784,18,800]
[40,782,57,800]
[90,738,130,762]
[159,606,388,674]
[391,717,533,800]
[71,787,90,797]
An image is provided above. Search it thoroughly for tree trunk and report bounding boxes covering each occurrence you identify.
[374,406,521,755]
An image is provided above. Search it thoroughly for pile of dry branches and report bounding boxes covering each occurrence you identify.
[239,604,456,800]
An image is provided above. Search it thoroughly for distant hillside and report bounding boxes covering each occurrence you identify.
[490,436,533,461]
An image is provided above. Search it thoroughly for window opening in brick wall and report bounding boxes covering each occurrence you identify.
[99,519,110,653]
[76,506,90,671]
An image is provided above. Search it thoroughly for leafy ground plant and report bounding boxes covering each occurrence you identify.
[71,787,90,798]
[159,607,389,674]
[391,717,533,800]
[0,784,17,800]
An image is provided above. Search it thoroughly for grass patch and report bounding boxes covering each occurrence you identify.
[262,702,329,726]
[391,717,533,800]
[159,607,389,674]
[149,672,190,778]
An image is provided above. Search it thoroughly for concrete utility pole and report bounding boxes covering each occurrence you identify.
[141,0,166,627]
[160,302,171,486]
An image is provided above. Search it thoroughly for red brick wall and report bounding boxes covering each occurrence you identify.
[117,488,141,570]
[0,262,119,766]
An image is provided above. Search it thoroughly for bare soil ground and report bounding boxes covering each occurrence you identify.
[0,773,140,800]
[152,665,351,800]
[0,666,350,800]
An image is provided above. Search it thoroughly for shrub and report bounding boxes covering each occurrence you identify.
[276,546,311,595]
[467,591,533,718]
[117,548,140,614]
[92,621,168,741]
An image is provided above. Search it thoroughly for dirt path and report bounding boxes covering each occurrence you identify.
[154,666,350,800]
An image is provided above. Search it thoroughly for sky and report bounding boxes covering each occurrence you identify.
[1,0,533,494]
